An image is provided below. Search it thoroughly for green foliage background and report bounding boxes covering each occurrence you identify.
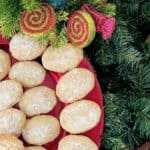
[0,0,150,149]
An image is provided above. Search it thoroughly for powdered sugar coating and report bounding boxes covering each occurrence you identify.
[60,100,101,134]
[0,108,26,137]
[19,86,57,116]
[9,61,46,88]
[56,68,95,103]
[0,49,11,81]
[0,135,24,150]
[25,146,46,150]
[0,80,23,111]
[42,44,83,73]
[10,34,46,61]
[22,115,60,145]
[58,135,98,150]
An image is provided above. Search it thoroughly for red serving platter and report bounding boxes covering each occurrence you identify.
[0,36,104,150]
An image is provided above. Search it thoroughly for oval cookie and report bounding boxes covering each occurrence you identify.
[42,44,83,73]
[0,108,26,137]
[10,34,46,61]
[22,115,60,145]
[0,49,11,81]
[56,68,95,103]
[58,135,98,150]
[9,61,46,88]
[0,80,23,111]
[60,100,101,134]
[19,86,57,116]
[25,146,46,150]
[0,135,24,150]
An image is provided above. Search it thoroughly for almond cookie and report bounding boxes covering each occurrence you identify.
[22,115,60,145]
[0,108,26,137]
[25,146,46,150]
[60,100,101,134]
[58,135,98,150]
[56,68,95,103]
[19,86,57,116]
[0,135,24,150]
[0,49,11,81]
[42,44,83,73]
[0,80,23,111]
[10,34,46,61]
[9,61,46,88]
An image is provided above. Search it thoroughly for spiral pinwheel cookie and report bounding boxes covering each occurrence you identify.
[0,49,11,81]
[58,135,98,150]
[60,100,101,134]
[0,108,26,137]
[0,80,23,111]
[0,135,24,150]
[19,86,57,116]
[9,61,46,88]
[56,68,95,103]
[22,115,60,145]
[67,10,96,48]
[25,146,46,150]
[42,43,83,73]
[20,3,55,36]
[10,34,47,61]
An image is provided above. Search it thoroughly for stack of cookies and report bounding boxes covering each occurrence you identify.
[0,33,102,150]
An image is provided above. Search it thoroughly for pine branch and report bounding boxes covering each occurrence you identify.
[54,27,68,48]
[143,39,150,61]
[101,3,116,17]
[102,92,150,149]
[0,0,23,37]
[64,0,84,13]
[87,0,116,17]
[117,47,142,67]
[21,0,41,11]
[125,0,139,16]
[32,31,50,47]
[111,18,134,49]
[94,38,116,66]
[56,10,69,24]
[103,137,129,150]
[49,26,57,47]
[121,126,141,148]
[133,64,150,92]
[102,93,132,149]
[139,2,150,24]
[117,63,150,93]
[127,96,150,140]
[103,93,129,135]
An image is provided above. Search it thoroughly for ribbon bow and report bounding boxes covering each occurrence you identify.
[81,4,116,40]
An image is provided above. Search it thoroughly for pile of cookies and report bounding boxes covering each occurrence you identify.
[0,34,101,150]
